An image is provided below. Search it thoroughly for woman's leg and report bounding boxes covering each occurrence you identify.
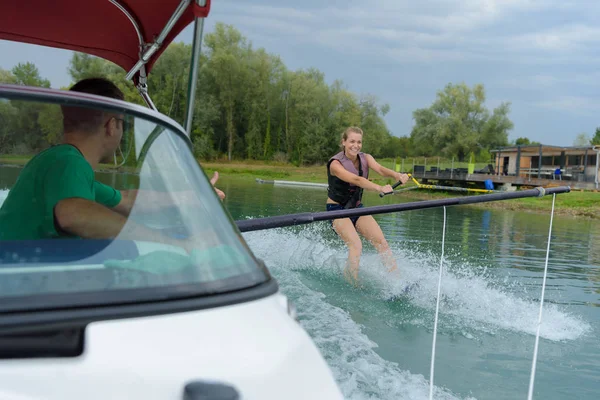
[355,215,397,273]
[332,217,363,284]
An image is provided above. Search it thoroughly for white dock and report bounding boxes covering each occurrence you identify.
[255,178,328,188]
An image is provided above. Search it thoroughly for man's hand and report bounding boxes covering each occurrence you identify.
[210,171,226,201]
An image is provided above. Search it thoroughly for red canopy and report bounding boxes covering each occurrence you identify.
[0,0,211,79]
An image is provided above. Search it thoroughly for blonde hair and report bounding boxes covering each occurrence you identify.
[342,126,363,140]
[340,126,363,148]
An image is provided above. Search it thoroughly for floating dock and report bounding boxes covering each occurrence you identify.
[255,178,328,188]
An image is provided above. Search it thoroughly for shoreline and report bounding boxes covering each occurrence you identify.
[198,162,597,219]
[2,158,599,219]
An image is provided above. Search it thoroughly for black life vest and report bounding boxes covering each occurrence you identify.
[327,151,369,209]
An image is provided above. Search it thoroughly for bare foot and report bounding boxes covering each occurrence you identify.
[343,267,360,287]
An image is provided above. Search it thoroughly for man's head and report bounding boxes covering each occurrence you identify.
[61,78,126,159]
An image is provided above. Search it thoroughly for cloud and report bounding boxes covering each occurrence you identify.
[514,24,600,52]
[500,71,600,90]
[217,0,599,66]
[3,0,596,145]
[220,3,315,21]
[223,15,311,36]
[534,96,600,116]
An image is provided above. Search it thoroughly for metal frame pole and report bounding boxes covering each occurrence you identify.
[236,186,571,232]
[183,0,207,136]
[125,0,192,81]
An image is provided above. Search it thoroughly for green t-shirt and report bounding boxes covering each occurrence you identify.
[0,144,122,240]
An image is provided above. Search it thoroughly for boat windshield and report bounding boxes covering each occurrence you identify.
[0,88,270,311]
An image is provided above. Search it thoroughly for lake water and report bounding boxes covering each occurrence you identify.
[1,165,599,400]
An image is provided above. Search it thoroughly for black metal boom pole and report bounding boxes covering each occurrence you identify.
[235,186,571,233]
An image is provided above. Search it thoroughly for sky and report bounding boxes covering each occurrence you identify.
[1,0,599,146]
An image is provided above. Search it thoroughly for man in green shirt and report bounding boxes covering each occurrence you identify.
[0,78,221,251]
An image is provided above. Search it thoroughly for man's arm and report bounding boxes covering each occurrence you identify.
[55,197,186,249]
[112,189,200,216]
[111,170,226,217]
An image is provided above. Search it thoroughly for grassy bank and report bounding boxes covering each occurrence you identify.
[201,161,600,219]
[3,156,599,219]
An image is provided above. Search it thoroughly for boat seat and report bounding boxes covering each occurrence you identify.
[0,239,139,265]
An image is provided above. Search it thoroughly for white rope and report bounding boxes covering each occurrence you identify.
[527,193,556,400]
[429,206,447,400]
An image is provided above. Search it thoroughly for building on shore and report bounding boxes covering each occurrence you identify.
[490,144,600,185]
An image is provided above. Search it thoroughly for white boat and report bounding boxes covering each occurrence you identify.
[0,1,343,399]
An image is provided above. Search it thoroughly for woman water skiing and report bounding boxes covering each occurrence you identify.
[326,126,409,285]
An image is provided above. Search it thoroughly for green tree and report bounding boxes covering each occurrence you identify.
[4,23,397,163]
[147,42,193,122]
[67,53,141,105]
[358,94,390,157]
[68,53,113,81]
[573,133,591,147]
[513,137,540,146]
[410,83,512,161]
[204,23,250,161]
[590,127,600,145]
[0,68,16,84]
[7,63,53,151]
[12,62,50,88]
[37,104,63,145]
[0,101,17,151]
[381,135,412,158]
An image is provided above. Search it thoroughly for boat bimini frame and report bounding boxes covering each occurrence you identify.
[2,0,211,137]
[110,0,209,136]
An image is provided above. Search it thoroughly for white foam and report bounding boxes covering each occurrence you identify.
[247,229,471,400]
[0,189,8,206]
[244,225,590,342]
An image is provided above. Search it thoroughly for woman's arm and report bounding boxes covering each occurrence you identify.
[365,154,409,184]
[330,160,393,194]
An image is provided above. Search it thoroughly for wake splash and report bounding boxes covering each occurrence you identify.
[0,189,8,206]
[246,227,472,400]
[244,226,590,343]
[275,267,471,400]
[243,225,591,399]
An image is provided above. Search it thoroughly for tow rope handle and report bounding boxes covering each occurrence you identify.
[379,173,421,197]
[379,179,405,197]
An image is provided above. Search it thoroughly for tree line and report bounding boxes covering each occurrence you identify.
[1,22,518,164]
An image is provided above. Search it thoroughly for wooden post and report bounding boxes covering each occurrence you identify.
[516,145,521,177]
[538,144,542,179]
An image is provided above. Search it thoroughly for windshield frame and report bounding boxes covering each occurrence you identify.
[0,84,277,322]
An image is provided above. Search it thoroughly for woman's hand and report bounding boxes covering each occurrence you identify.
[379,184,394,195]
[395,173,410,185]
